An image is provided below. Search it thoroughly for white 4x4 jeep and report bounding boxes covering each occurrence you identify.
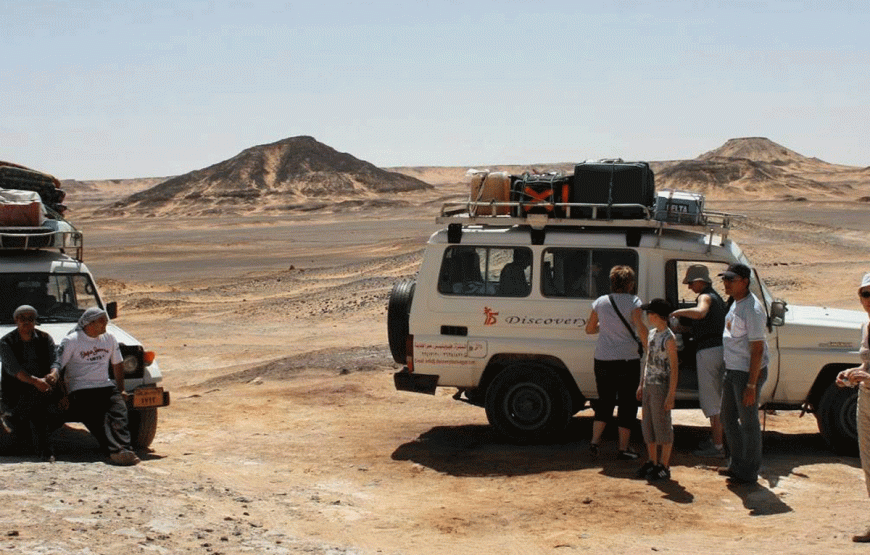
[388,171,865,454]
[0,218,169,450]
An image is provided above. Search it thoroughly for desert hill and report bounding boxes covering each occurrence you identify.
[110,136,432,216]
[655,137,870,200]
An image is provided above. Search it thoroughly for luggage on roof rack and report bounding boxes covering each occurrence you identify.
[570,160,655,220]
[0,162,66,214]
[513,172,572,218]
[468,170,512,216]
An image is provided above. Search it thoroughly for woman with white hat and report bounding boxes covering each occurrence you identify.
[836,272,870,542]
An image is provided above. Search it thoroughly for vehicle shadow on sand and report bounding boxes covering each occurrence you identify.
[391,414,857,513]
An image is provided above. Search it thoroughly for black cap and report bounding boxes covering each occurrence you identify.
[641,298,672,319]
[719,263,751,280]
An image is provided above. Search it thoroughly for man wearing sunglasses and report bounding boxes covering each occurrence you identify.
[718,263,769,485]
[0,305,61,461]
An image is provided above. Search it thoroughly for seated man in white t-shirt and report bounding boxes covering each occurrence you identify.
[53,307,140,466]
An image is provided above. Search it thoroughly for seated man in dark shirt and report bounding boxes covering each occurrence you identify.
[0,305,61,461]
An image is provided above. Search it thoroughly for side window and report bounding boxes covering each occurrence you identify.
[668,260,730,307]
[72,275,100,310]
[542,248,638,298]
[438,246,532,297]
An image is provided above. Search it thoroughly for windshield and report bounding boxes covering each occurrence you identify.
[0,272,102,324]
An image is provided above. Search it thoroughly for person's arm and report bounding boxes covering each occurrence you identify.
[631,307,649,351]
[665,336,679,411]
[839,323,870,386]
[109,336,126,397]
[17,370,52,392]
[0,338,25,379]
[742,340,765,406]
[112,362,126,397]
[585,309,599,335]
[44,335,59,387]
[671,294,712,321]
[637,331,650,402]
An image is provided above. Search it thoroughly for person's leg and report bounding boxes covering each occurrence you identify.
[710,414,724,447]
[617,426,633,453]
[615,360,641,452]
[70,388,112,454]
[591,420,607,447]
[11,389,46,455]
[695,347,725,453]
[102,388,133,453]
[591,360,616,448]
[720,369,743,475]
[733,368,767,481]
[854,388,870,541]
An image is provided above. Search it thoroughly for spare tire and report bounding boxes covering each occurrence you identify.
[387,279,415,364]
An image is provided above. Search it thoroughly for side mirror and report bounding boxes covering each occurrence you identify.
[106,301,118,320]
[769,299,788,327]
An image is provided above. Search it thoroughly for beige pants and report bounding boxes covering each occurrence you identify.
[859,387,870,497]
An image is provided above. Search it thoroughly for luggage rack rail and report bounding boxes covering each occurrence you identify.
[0,222,84,261]
[437,200,741,243]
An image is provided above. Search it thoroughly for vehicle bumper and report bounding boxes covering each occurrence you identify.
[394,368,439,395]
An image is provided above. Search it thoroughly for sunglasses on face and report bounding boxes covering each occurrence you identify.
[860,291,870,299]
[16,316,36,323]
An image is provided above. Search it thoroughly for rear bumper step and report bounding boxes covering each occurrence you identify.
[394,369,439,395]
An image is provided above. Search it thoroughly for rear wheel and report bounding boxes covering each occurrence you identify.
[817,381,859,456]
[484,364,572,442]
[129,408,158,449]
[387,279,415,364]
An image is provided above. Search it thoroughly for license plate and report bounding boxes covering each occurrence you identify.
[133,387,165,408]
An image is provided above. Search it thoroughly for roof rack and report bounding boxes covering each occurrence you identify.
[437,200,741,247]
[0,208,84,261]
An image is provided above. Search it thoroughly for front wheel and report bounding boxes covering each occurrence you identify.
[129,408,158,449]
[484,364,572,442]
[817,382,859,456]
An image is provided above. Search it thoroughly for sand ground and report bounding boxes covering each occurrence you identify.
[3,183,870,554]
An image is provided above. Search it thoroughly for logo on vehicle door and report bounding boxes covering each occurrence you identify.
[484,306,498,326]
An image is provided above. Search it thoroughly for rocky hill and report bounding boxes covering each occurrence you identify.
[112,136,432,216]
[655,137,870,200]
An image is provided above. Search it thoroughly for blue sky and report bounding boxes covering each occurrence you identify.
[2,0,868,179]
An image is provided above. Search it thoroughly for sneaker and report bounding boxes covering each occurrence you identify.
[853,530,870,543]
[635,460,656,479]
[693,444,726,458]
[109,450,140,466]
[647,464,671,482]
[617,449,640,460]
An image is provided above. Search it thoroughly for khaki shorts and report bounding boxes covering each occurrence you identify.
[697,346,725,418]
[642,383,674,445]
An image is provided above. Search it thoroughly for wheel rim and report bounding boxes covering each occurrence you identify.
[501,382,552,430]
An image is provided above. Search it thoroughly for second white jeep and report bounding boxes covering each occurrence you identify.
[388,195,865,454]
